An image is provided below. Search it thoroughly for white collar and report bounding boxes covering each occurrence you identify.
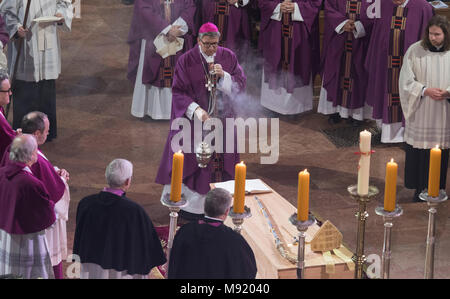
[22,166,32,174]
[38,150,48,161]
[204,215,224,222]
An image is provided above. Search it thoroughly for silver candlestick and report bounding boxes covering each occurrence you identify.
[289,213,315,279]
[375,205,403,279]
[228,205,251,234]
[419,189,448,279]
[161,193,188,262]
[348,184,379,279]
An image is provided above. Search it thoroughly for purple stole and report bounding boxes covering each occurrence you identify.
[214,0,230,47]
[158,0,176,88]
[338,0,362,108]
[281,2,293,71]
[387,6,408,123]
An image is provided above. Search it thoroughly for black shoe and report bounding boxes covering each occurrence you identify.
[413,189,423,202]
[328,113,341,124]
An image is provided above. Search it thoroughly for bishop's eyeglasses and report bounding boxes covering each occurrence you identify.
[200,40,219,48]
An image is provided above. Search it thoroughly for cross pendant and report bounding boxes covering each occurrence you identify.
[205,79,214,92]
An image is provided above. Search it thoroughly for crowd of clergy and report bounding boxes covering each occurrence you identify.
[0,0,449,279]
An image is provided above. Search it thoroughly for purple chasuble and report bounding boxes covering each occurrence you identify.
[155,46,245,195]
[200,0,251,52]
[0,162,55,235]
[258,0,322,93]
[364,0,433,124]
[1,146,65,205]
[320,0,372,110]
[126,0,196,86]
[0,15,9,47]
[0,107,15,159]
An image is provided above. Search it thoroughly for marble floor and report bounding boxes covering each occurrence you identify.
[11,0,449,279]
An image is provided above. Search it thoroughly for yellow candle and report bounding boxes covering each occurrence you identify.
[428,145,441,197]
[384,158,398,212]
[170,151,184,202]
[297,169,310,221]
[233,161,246,213]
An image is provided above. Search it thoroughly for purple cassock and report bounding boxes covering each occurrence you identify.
[320,0,373,110]
[1,147,65,205]
[0,107,15,159]
[258,0,322,93]
[0,161,55,235]
[155,46,246,195]
[0,15,9,46]
[199,0,251,52]
[126,0,196,86]
[364,0,433,124]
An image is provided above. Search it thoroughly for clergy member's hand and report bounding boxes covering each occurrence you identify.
[58,169,70,181]
[343,20,355,32]
[17,26,28,38]
[55,13,65,25]
[194,107,210,122]
[167,25,183,42]
[425,88,447,101]
[15,128,22,135]
[280,2,295,13]
[213,64,224,78]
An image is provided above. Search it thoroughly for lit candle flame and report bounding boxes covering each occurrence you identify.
[390,158,394,163]
[435,144,440,149]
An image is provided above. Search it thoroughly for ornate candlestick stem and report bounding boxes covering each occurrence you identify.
[419,190,448,279]
[289,213,315,279]
[228,206,251,234]
[375,206,403,279]
[161,194,188,261]
[348,184,379,279]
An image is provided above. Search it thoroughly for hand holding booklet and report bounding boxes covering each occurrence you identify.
[214,179,272,195]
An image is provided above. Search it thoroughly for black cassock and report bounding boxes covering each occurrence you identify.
[73,191,166,275]
[168,218,257,279]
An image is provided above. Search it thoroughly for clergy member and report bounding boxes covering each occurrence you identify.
[364,0,433,143]
[0,134,56,279]
[168,188,257,278]
[258,0,322,116]
[1,112,70,279]
[199,0,251,55]
[399,15,450,201]
[155,22,245,220]
[2,0,73,141]
[317,0,373,126]
[73,159,167,279]
[127,0,196,120]
[0,69,16,158]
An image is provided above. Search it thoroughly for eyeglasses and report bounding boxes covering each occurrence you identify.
[200,40,219,48]
[0,88,11,93]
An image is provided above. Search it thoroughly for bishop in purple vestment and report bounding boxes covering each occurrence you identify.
[155,23,245,217]
[364,0,433,143]
[318,0,373,123]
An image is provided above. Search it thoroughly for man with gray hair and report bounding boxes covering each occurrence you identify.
[168,187,257,278]
[0,134,56,279]
[73,159,167,279]
[1,111,71,278]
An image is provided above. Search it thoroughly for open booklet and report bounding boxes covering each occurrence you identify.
[430,1,448,9]
[214,179,272,195]
[33,16,63,23]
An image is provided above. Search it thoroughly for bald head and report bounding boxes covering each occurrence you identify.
[9,134,38,166]
[21,111,49,145]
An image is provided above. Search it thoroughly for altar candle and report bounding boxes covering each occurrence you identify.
[357,130,372,195]
[297,169,310,221]
[170,151,184,202]
[428,145,441,197]
[233,161,246,214]
[384,158,398,212]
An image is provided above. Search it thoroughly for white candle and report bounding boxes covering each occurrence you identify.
[357,130,372,195]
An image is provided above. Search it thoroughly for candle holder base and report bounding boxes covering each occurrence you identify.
[419,190,448,279]
[375,205,403,279]
[228,205,251,234]
[289,213,316,279]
